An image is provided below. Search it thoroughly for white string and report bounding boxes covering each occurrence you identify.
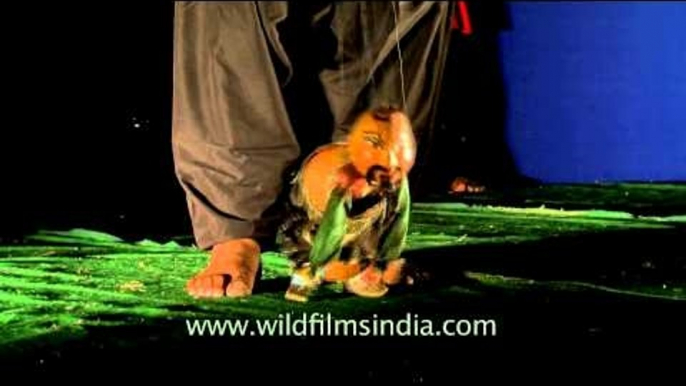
[368,13,377,95]
[338,5,345,96]
[391,2,407,112]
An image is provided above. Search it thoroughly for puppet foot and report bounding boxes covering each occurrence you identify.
[185,238,261,299]
[382,258,407,286]
[345,264,388,298]
[285,265,321,302]
[322,259,362,282]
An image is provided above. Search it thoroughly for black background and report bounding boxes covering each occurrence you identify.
[3,2,184,241]
[2,2,517,243]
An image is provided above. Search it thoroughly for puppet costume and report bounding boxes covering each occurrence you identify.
[278,107,414,302]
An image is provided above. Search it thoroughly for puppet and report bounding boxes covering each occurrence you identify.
[278,106,416,302]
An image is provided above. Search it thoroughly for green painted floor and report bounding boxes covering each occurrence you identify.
[1,183,685,375]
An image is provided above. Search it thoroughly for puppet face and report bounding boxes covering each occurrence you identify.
[347,106,416,192]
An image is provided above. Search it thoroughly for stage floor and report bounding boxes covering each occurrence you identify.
[2,183,684,375]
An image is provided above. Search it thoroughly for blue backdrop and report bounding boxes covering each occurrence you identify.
[499,2,686,183]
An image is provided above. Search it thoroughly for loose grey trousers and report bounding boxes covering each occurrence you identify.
[172,1,453,250]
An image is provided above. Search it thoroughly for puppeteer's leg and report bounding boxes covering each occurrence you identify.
[172,2,300,298]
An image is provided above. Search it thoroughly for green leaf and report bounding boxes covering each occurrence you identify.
[308,187,349,267]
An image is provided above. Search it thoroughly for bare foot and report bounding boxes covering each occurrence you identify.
[449,177,486,194]
[186,238,261,299]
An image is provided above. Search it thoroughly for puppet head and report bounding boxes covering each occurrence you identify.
[347,106,416,192]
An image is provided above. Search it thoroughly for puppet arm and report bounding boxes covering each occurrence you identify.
[342,178,411,298]
[285,185,350,302]
[308,185,350,272]
[378,176,411,261]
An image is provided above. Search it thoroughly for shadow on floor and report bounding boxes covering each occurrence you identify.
[402,226,686,289]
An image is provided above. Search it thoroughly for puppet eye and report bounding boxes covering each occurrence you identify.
[363,132,384,148]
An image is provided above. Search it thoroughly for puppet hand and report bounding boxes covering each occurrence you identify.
[285,265,322,302]
[382,258,407,286]
[322,259,362,282]
[345,264,389,298]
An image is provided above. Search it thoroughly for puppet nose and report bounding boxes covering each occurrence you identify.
[388,150,399,170]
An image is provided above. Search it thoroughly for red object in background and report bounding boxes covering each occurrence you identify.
[451,1,473,35]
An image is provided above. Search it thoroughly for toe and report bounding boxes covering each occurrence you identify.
[186,275,225,298]
[209,275,225,297]
[226,280,251,297]
[186,277,201,297]
[199,277,213,298]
